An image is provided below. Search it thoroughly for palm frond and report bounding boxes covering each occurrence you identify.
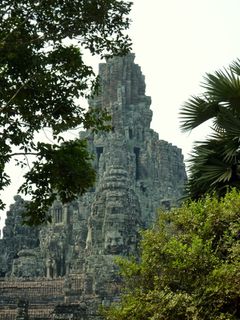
[191,135,239,163]
[230,59,240,76]
[208,123,240,162]
[219,138,239,162]
[182,60,240,200]
[216,106,240,137]
[202,68,240,102]
[180,96,219,132]
[199,164,232,184]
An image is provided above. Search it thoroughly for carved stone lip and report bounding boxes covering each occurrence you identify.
[105,245,124,254]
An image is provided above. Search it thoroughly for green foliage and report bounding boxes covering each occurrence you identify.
[19,139,96,225]
[180,60,240,199]
[103,190,240,320]
[0,0,132,224]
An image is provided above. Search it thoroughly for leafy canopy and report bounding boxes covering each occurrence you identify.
[103,189,240,320]
[0,0,132,224]
[180,60,240,199]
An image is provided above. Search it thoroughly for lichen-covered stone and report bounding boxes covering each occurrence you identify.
[0,54,187,319]
[0,195,39,278]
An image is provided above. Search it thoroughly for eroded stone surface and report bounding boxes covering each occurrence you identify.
[0,54,187,319]
[0,195,39,278]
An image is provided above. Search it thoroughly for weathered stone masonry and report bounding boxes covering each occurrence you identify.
[0,54,187,319]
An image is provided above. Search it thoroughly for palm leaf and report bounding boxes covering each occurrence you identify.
[199,164,232,184]
[202,68,240,102]
[208,130,240,162]
[216,107,240,137]
[186,138,237,197]
[230,59,240,76]
[180,96,219,132]
[182,60,240,199]
[220,138,239,162]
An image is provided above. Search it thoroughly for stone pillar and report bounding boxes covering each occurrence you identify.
[63,204,68,224]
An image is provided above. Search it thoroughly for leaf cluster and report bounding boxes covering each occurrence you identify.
[103,190,240,319]
[0,0,132,223]
[19,139,96,225]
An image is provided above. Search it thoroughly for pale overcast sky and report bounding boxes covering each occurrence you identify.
[1,0,240,229]
[130,0,240,158]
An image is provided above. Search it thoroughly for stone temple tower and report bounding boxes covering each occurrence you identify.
[0,54,187,319]
[85,53,186,223]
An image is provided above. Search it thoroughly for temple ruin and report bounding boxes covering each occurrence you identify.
[0,54,187,319]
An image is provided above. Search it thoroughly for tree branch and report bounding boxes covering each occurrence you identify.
[0,79,30,113]
[10,152,39,157]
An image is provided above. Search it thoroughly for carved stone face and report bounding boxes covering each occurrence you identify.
[104,231,123,254]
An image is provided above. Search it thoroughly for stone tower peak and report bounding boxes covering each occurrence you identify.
[89,53,152,136]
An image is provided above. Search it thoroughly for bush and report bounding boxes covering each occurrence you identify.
[103,189,240,320]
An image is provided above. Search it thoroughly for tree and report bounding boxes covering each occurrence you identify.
[180,60,240,199]
[0,0,132,225]
[103,189,240,320]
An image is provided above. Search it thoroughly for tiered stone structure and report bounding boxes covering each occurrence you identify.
[0,54,186,319]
